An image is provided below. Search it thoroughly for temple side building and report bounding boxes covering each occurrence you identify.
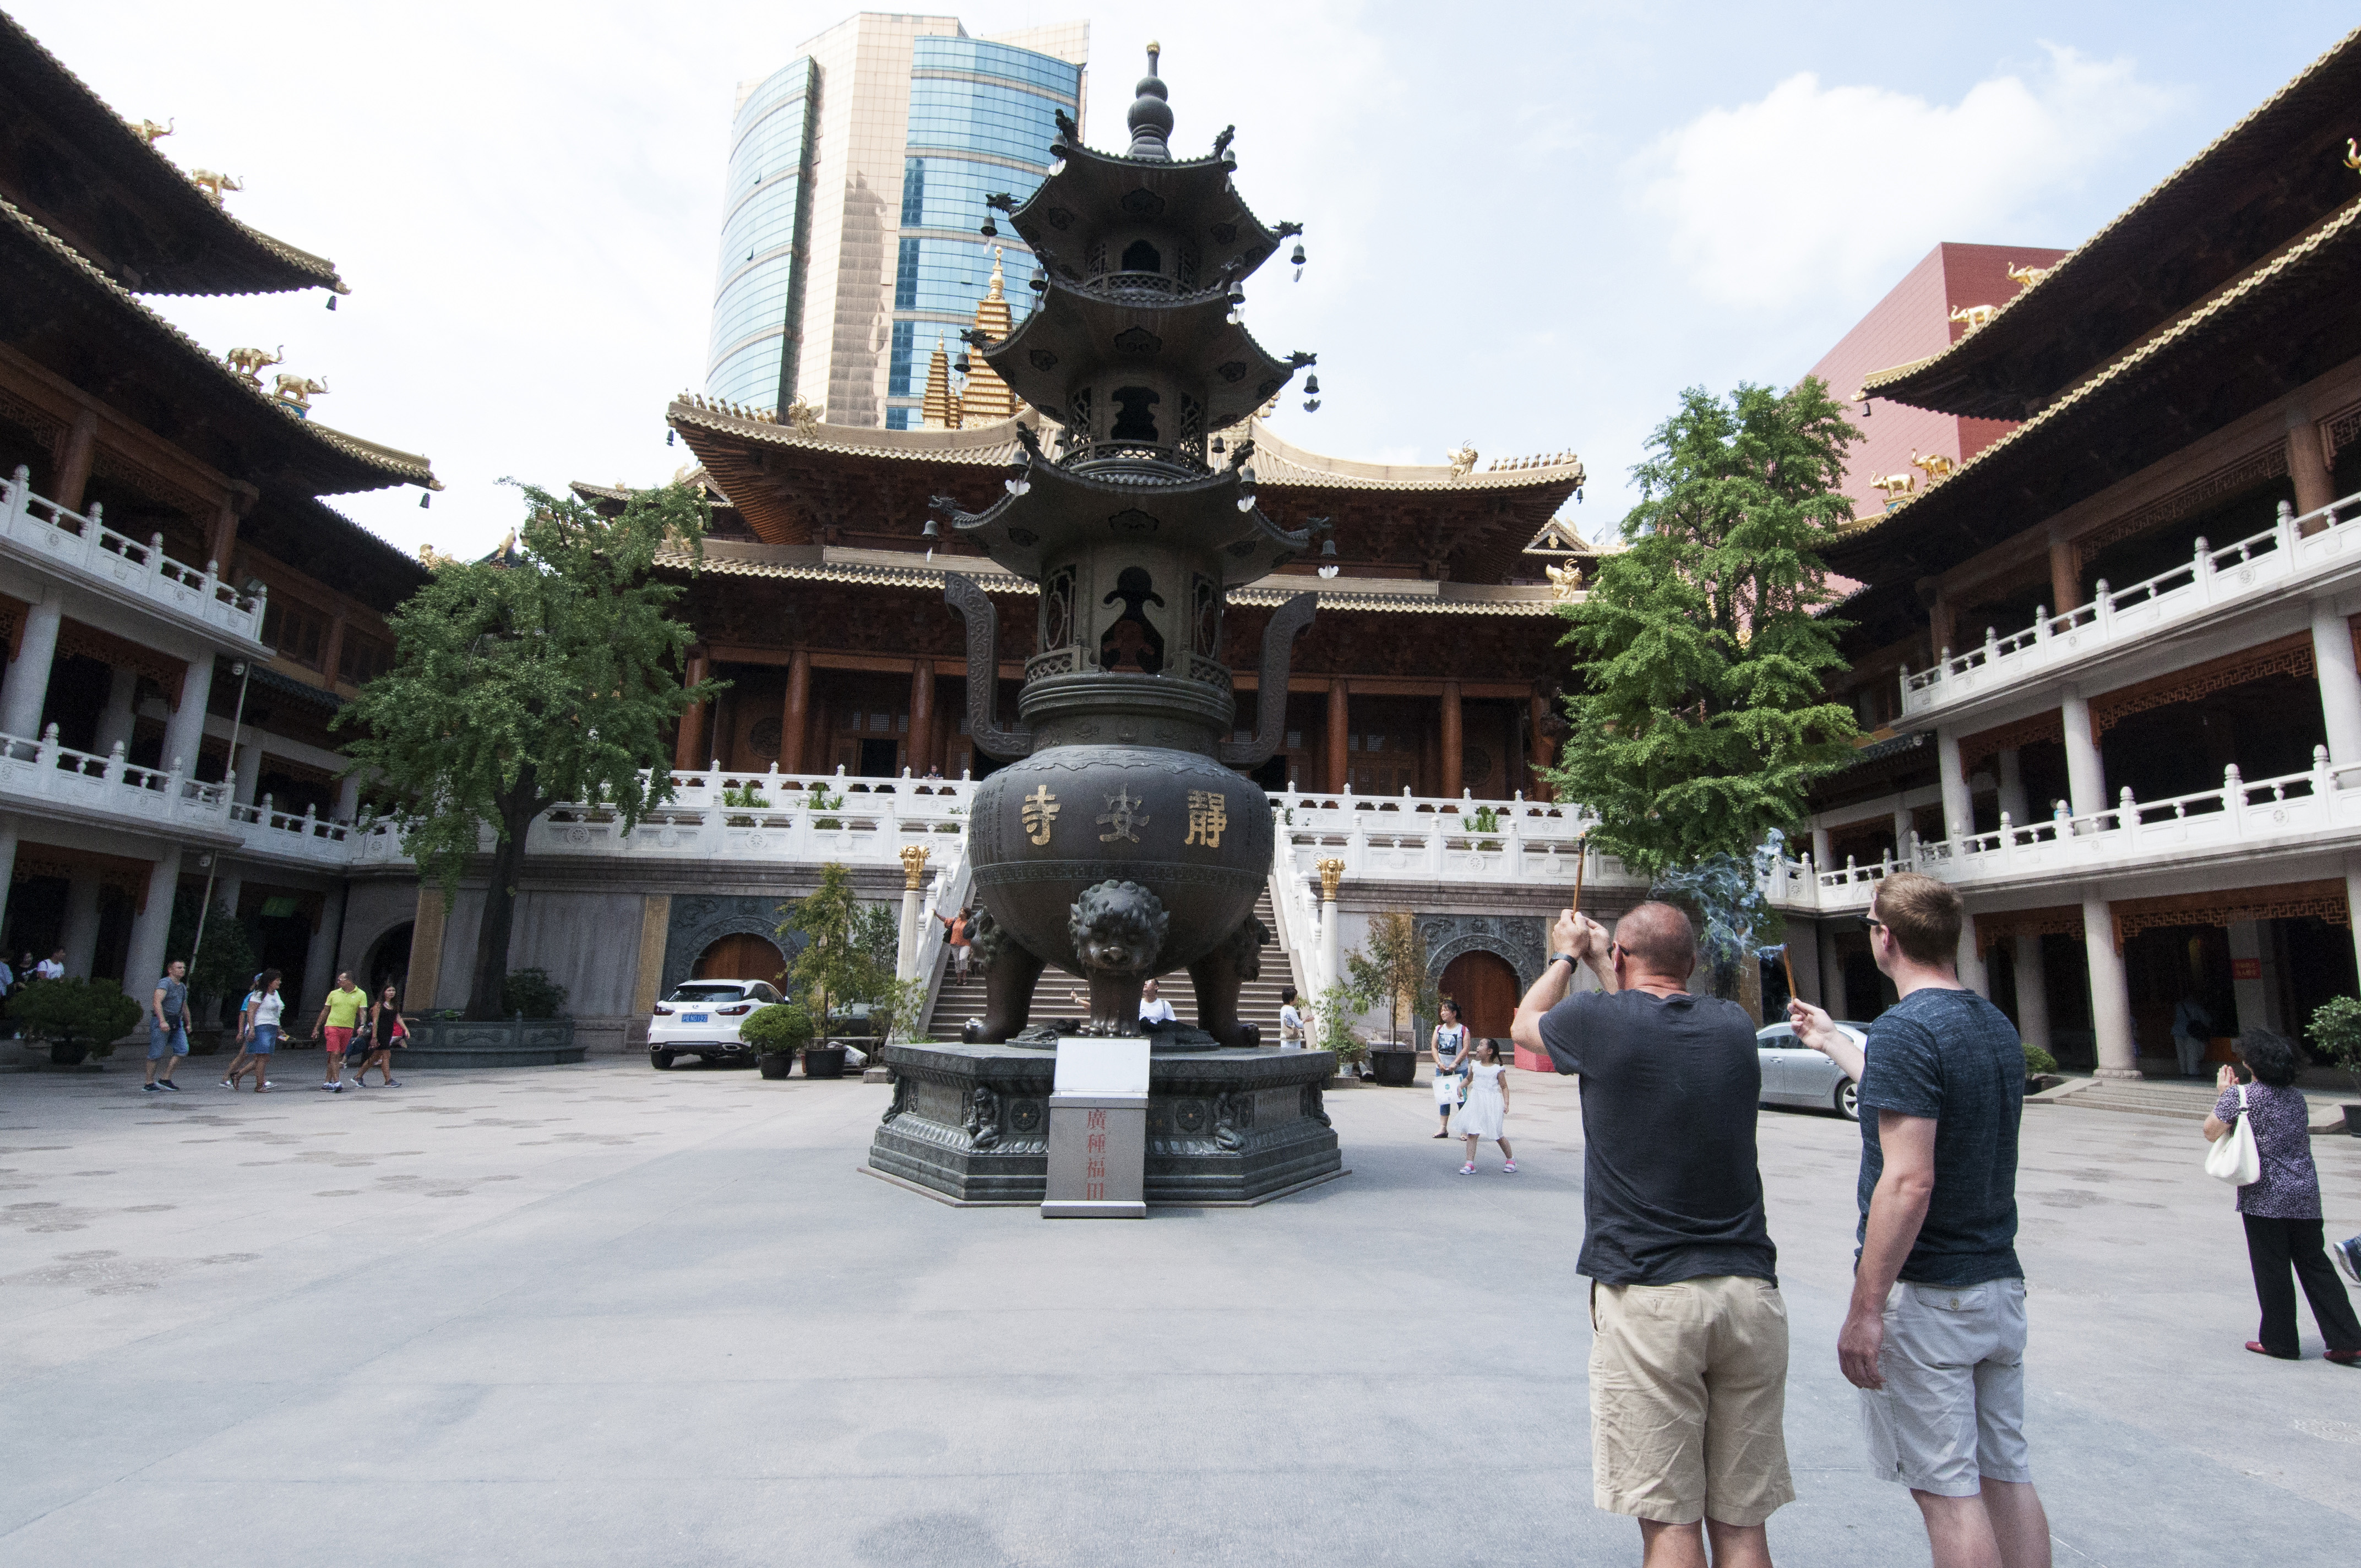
[0,13,438,1021]
[1775,25,2361,1079]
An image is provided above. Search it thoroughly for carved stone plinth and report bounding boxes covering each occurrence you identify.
[869,1042,1341,1205]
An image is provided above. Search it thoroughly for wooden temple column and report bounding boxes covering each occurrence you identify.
[1528,690,1557,801]
[781,649,810,775]
[673,646,709,771]
[50,410,97,511]
[1325,678,1350,793]
[1439,680,1464,799]
[208,488,255,578]
[908,659,935,776]
[2047,532,2081,615]
[2289,410,2335,517]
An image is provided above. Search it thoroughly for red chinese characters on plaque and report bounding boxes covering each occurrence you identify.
[2232,958,2261,981]
[1086,1108,1108,1199]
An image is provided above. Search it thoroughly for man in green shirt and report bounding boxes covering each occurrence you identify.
[313,971,369,1092]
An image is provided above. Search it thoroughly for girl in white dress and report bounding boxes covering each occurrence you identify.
[1451,1040,1515,1173]
[1430,999,1471,1137]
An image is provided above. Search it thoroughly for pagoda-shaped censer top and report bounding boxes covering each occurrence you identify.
[935,47,1318,1047]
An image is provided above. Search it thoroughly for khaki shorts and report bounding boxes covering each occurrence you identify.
[1858,1278,2031,1497]
[1590,1275,1794,1527]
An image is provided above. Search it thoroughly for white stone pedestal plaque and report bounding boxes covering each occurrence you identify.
[1041,1037,1150,1218]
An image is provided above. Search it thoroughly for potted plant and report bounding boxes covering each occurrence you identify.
[1314,978,1372,1085]
[777,863,894,1078]
[1351,913,1433,1085]
[742,1000,814,1079]
[2306,996,2361,1135]
[2021,1040,2060,1094]
[722,780,771,825]
[8,979,142,1066]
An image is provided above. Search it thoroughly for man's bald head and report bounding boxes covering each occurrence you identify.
[1613,902,1697,982]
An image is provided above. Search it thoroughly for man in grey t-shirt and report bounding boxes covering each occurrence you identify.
[1791,872,2052,1568]
[144,959,191,1092]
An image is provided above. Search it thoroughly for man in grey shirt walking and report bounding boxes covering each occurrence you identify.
[1791,872,2051,1568]
[144,958,191,1093]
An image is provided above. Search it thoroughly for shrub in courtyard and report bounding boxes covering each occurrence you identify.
[500,967,568,1019]
[2021,1041,2058,1078]
[2307,995,2361,1095]
[9,979,142,1056]
[739,1000,815,1056]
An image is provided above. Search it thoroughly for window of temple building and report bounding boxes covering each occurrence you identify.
[1109,386,1160,442]
[262,598,328,667]
[1120,238,1161,274]
[338,633,391,686]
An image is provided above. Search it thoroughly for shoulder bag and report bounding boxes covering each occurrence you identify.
[2204,1084,2261,1187]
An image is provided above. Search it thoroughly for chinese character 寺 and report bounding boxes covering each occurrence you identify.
[1020,786,1059,846]
[1184,789,1228,848]
[1096,788,1148,843]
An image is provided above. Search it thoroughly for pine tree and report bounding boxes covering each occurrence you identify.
[1548,379,1860,879]
[336,481,718,1020]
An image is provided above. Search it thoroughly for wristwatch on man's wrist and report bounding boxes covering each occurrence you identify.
[1551,951,1579,969]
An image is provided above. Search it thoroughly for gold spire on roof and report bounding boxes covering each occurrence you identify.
[958,245,1019,423]
[921,335,961,429]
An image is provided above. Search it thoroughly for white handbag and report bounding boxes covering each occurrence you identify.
[2204,1084,2261,1186]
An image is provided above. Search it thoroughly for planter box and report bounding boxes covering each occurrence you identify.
[2344,1103,2361,1138]
[1367,1048,1418,1087]
[759,1052,794,1080]
[398,1016,584,1069]
[803,1044,848,1079]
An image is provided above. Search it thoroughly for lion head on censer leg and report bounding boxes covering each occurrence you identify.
[1069,879,1169,1035]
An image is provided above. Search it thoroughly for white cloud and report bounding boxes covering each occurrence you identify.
[1631,46,2179,310]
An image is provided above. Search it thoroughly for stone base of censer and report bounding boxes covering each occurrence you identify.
[869,1042,1342,1205]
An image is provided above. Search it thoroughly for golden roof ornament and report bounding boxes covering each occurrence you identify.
[784,395,819,433]
[1315,857,1345,902]
[225,344,282,388]
[1447,442,1478,480]
[128,117,173,145]
[954,246,1019,423]
[1868,471,1916,504]
[2005,262,2053,292]
[1544,561,1584,601]
[1908,448,1956,484]
[189,169,242,206]
[271,373,327,413]
[2345,137,2359,172]
[899,843,932,890]
[922,335,961,429]
[1949,303,1999,334]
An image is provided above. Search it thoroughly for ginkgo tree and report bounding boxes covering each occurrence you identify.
[1548,379,1860,880]
[337,481,721,1020]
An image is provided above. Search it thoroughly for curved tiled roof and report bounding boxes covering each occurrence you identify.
[1,195,436,492]
[0,12,348,296]
[1862,25,2361,417]
[1830,195,2361,571]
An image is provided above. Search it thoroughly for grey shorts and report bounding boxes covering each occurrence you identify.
[1859,1277,2031,1496]
[148,1022,188,1059]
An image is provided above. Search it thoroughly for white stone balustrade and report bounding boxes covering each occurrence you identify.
[1269,786,1602,885]
[1,466,268,648]
[0,723,235,838]
[1899,487,2361,720]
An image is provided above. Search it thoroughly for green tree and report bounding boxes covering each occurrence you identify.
[777,864,894,1036]
[1548,379,1860,878]
[1350,910,1437,1047]
[166,887,258,1015]
[336,481,719,1020]
[9,978,142,1058]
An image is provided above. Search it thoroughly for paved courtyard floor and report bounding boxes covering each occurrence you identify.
[2,1052,2357,1566]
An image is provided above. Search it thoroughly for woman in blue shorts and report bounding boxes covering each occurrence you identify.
[227,970,285,1093]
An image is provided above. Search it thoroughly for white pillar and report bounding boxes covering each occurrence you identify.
[2011,933,2052,1055]
[1788,918,1824,1006]
[2082,890,2137,1077]
[1821,924,1846,1017]
[1996,748,2029,823]
[897,886,922,981]
[1890,802,1913,862]
[2346,855,2361,1003]
[1937,729,1972,843]
[121,849,182,1008]
[0,818,15,944]
[2061,689,2106,819]
[0,594,62,741]
[61,873,102,977]
[2226,919,2277,1034]
[160,655,216,776]
[301,884,345,1015]
[2311,603,2361,765]
[1320,893,1341,994]
[1956,913,1988,997]
[93,666,139,756]
[232,742,262,806]
[1810,825,1832,868]
[335,771,362,823]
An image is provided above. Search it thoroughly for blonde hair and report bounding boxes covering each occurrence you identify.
[1872,872,1962,967]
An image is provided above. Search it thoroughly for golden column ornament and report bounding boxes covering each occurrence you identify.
[1315,856,1345,995]
[899,844,932,890]
[1315,857,1344,902]
[896,845,933,981]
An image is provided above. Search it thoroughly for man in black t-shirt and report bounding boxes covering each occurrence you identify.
[1513,902,1790,1565]
[1791,871,2052,1568]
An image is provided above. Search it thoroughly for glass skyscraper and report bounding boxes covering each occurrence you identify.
[702,14,1086,426]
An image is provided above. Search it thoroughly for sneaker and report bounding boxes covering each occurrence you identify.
[1459,1162,1476,1175]
[2334,1237,2361,1288]
[1431,1130,1449,1139]
[159,1080,181,1091]
[220,1079,235,1090]
[383,1078,401,1087]
[1502,1161,1517,1173]
[143,1082,162,1093]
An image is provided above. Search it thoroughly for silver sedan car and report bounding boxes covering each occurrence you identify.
[1756,1020,1870,1120]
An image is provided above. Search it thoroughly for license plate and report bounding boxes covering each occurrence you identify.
[682,1013,708,1023]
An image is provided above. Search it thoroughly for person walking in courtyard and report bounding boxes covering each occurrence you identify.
[2172,988,2215,1079]
[142,957,189,1093]
[312,970,368,1091]
[352,982,409,1087]
[1430,997,1471,1137]
[1277,985,1305,1048]
[227,971,284,1093]
[1450,1039,1514,1172]
[1789,871,2050,1568]
[2203,1030,2361,1365]
[938,905,975,982]
[1514,902,1789,1562]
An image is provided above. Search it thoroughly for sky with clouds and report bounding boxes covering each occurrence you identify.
[12,0,2354,557]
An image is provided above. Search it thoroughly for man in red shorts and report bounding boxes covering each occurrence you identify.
[312,970,369,1092]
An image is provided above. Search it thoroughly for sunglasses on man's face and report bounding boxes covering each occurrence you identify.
[1864,917,1887,933]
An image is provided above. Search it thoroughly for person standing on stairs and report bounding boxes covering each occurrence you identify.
[937,906,975,982]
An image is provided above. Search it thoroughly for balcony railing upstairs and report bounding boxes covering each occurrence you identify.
[230,795,356,865]
[1271,787,1602,884]
[1,467,268,646]
[1900,487,2361,716]
[0,723,233,831]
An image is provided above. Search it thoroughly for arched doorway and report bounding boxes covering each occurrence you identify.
[694,932,787,985]
[365,923,414,1008]
[1439,950,1518,1039]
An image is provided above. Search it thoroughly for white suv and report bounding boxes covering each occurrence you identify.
[649,979,783,1069]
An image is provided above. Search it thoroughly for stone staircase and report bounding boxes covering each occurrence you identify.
[925,885,1298,1042]
[2030,1075,2350,1130]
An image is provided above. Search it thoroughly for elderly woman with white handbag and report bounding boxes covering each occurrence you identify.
[2202,1029,2361,1365]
